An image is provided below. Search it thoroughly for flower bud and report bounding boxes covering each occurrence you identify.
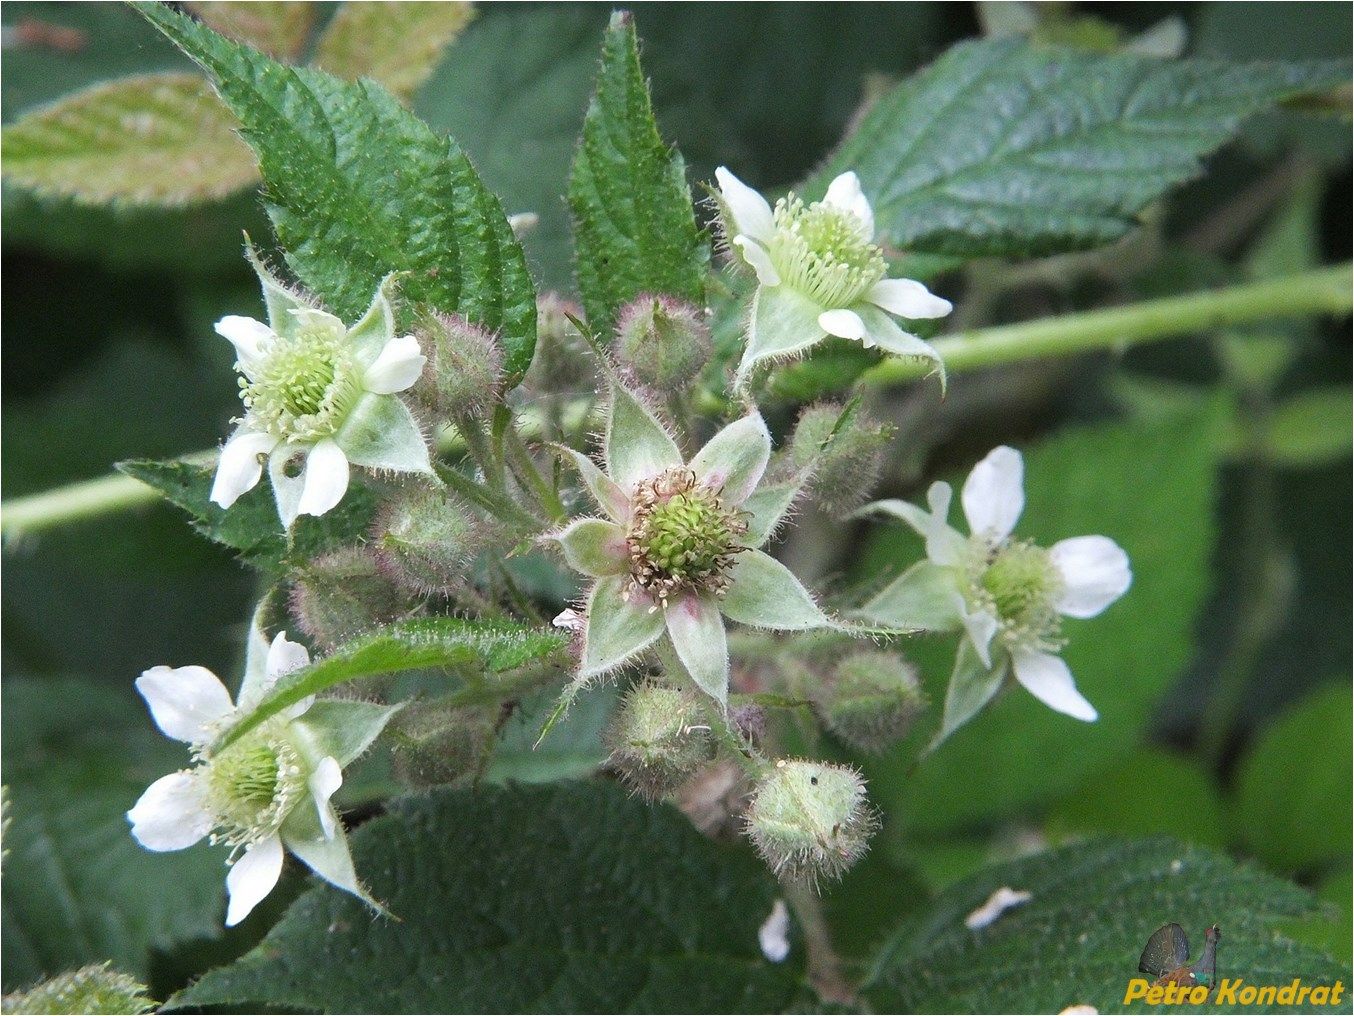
[289,547,418,651]
[744,760,876,885]
[818,650,926,753]
[413,312,503,417]
[613,295,711,392]
[527,293,591,394]
[788,402,893,514]
[372,487,489,596]
[606,682,715,801]
[1,963,153,1015]
[389,701,494,788]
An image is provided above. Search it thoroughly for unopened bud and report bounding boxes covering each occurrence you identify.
[788,402,893,513]
[527,293,591,394]
[372,487,488,596]
[606,682,715,801]
[1,964,153,1015]
[389,701,494,788]
[413,312,503,417]
[289,547,417,651]
[614,295,711,392]
[744,760,876,885]
[818,651,926,753]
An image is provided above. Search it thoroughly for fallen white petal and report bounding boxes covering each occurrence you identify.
[552,608,585,632]
[758,899,792,962]
[964,886,1032,930]
[135,665,235,744]
[225,834,285,927]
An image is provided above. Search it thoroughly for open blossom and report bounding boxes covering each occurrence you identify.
[211,252,432,529]
[546,376,834,705]
[856,446,1131,742]
[127,625,398,926]
[715,167,952,389]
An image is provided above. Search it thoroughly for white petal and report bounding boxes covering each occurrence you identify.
[1011,648,1098,722]
[733,236,781,286]
[363,335,426,394]
[297,439,350,519]
[210,430,279,510]
[867,277,953,319]
[715,166,774,241]
[214,315,273,375]
[135,665,234,744]
[1050,536,1132,619]
[225,834,285,927]
[962,446,1024,543]
[818,308,866,340]
[127,771,212,851]
[309,757,344,840]
[959,602,999,668]
[268,443,308,529]
[822,171,874,236]
[265,631,314,717]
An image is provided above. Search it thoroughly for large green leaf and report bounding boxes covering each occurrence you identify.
[1,678,225,989]
[864,837,1349,1014]
[815,39,1348,258]
[171,782,809,1013]
[568,12,707,337]
[134,2,537,382]
[859,404,1226,835]
[1231,682,1352,873]
[216,617,568,751]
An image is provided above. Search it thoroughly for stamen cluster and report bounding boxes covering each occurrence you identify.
[241,324,361,442]
[768,195,886,308]
[202,726,305,850]
[966,537,1065,651]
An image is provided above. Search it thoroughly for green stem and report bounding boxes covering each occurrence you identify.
[860,262,1352,386]
[5,265,1347,538]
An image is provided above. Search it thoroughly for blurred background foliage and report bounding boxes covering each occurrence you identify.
[2,0,1349,1002]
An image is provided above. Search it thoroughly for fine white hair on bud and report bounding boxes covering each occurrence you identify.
[289,547,418,651]
[605,682,715,801]
[744,759,877,886]
[613,294,712,392]
[412,312,503,417]
[818,650,927,754]
[787,402,893,514]
[372,487,490,597]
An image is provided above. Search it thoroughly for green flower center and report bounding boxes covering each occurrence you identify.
[626,469,747,604]
[203,727,306,848]
[768,195,886,308]
[967,538,1063,648]
[241,323,360,441]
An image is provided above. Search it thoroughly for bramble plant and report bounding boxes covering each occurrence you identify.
[2,3,1350,1013]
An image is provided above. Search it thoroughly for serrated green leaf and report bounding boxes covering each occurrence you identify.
[864,837,1349,1014]
[1,678,225,989]
[116,457,378,576]
[216,618,568,752]
[182,1,313,61]
[568,12,707,337]
[1,73,256,206]
[313,1,475,104]
[1232,682,1352,872]
[858,404,1227,835]
[171,782,808,1013]
[814,38,1349,259]
[135,2,537,383]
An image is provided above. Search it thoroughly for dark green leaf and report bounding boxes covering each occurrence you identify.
[1232,682,1352,872]
[115,457,378,577]
[171,782,809,1013]
[216,617,568,752]
[864,837,1349,1014]
[1,678,225,989]
[134,2,538,382]
[568,12,707,337]
[814,39,1349,258]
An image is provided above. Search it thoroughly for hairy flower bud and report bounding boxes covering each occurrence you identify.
[1,964,153,1015]
[745,759,876,885]
[413,312,503,417]
[527,293,591,394]
[372,487,489,596]
[289,547,418,650]
[789,402,893,514]
[613,295,712,392]
[818,650,926,753]
[606,682,715,800]
[389,702,494,789]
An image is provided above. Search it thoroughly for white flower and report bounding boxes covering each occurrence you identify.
[210,253,432,529]
[127,624,397,926]
[715,167,952,389]
[856,446,1131,742]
